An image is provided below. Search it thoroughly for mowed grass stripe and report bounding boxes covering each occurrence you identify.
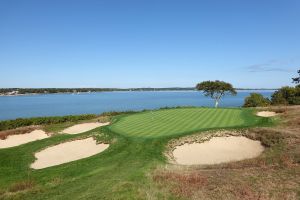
[161,109,197,130]
[198,109,217,128]
[121,109,190,136]
[188,109,212,128]
[118,109,177,130]
[184,109,212,131]
[158,109,206,131]
[152,110,194,136]
[144,109,230,136]
[223,109,236,126]
[172,109,207,132]
[183,109,211,130]
[200,109,219,128]
[109,108,261,138]
[210,109,229,127]
[222,109,234,126]
[113,108,218,137]
[228,109,243,125]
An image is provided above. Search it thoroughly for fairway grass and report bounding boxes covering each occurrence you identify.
[109,107,263,138]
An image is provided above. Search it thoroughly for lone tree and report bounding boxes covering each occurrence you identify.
[292,69,300,84]
[196,80,237,108]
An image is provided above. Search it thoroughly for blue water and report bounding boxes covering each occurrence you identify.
[0,90,274,121]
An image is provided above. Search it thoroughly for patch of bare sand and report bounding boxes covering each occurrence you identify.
[0,130,49,148]
[62,122,110,134]
[173,136,264,165]
[256,111,277,117]
[31,137,109,169]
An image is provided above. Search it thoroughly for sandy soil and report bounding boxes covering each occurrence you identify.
[172,136,264,165]
[62,122,110,134]
[256,111,277,117]
[0,130,49,149]
[31,137,109,169]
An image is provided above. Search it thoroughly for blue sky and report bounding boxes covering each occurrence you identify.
[0,0,299,88]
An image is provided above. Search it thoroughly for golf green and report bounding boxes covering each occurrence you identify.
[109,107,260,138]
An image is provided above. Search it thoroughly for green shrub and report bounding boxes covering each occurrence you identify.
[271,86,300,105]
[288,96,300,105]
[271,91,288,105]
[243,93,271,107]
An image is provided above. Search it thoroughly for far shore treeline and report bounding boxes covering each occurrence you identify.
[0,87,195,94]
[0,87,277,95]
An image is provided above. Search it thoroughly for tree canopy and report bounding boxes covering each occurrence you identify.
[292,69,300,84]
[196,80,237,108]
[271,86,300,105]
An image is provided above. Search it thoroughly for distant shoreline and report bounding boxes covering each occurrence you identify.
[0,88,278,97]
[0,88,277,97]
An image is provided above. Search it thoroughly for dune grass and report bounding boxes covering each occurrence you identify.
[109,107,266,138]
[0,107,273,199]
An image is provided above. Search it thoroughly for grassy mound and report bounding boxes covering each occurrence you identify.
[109,107,264,138]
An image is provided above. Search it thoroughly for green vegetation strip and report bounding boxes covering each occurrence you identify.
[109,107,263,138]
[0,114,97,131]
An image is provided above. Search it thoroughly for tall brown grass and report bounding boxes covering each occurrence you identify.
[0,126,39,140]
[153,171,207,197]
[8,180,35,193]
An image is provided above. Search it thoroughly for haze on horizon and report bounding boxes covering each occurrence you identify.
[0,0,299,89]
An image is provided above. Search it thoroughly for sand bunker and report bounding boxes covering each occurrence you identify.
[172,136,264,165]
[256,111,277,117]
[62,122,109,134]
[31,137,109,169]
[0,130,49,149]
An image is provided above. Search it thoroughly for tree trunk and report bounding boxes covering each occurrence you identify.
[215,99,219,108]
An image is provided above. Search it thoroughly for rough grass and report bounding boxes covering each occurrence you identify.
[109,107,265,138]
[8,180,36,193]
[153,107,300,200]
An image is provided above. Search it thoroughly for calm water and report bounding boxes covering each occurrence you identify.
[0,91,274,121]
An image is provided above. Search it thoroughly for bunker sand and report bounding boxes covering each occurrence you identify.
[0,130,49,148]
[31,137,109,169]
[62,122,110,134]
[173,136,264,165]
[256,111,277,117]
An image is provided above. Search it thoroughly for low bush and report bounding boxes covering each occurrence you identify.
[243,93,271,107]
[253,130,284,147]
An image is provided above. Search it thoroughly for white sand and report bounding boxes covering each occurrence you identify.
[31,137,109,169]
[62,122,110,134]
[256,111,277,117]
[173,136,264,165]
[0,130,49,149]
